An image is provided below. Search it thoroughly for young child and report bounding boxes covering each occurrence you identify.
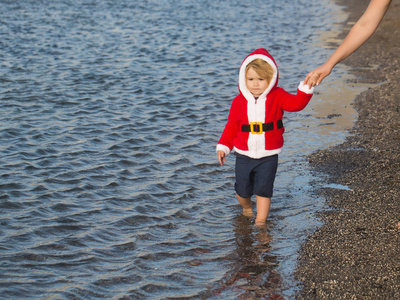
[216,48,314,226]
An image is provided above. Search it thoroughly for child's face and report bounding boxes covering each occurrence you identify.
[246,67,269,98]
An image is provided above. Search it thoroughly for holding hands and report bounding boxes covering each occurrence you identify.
[304,62,333,88]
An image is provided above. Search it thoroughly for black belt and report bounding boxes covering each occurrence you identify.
[242,120,283,134]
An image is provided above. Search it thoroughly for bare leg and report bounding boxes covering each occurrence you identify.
[255,196,271,226]
[236,193,254,217]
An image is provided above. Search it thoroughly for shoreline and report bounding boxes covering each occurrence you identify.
[295,0,400,298]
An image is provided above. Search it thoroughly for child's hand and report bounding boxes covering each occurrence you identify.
[218,151,227,166]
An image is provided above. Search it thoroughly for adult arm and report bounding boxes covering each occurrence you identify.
[305,0,391,87]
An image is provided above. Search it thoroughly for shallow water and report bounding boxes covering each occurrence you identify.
[0,0,364,298]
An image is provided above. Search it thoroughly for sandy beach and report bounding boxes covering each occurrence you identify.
[296,0,400,298]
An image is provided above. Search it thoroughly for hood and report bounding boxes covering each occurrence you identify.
[239,48,278,102]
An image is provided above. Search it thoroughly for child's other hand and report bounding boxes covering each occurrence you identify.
[218,151,226,166]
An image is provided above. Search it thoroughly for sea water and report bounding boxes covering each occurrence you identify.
[0,0,364,298]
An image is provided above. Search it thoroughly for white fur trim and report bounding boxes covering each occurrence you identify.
[216,144,231,156]
[298,81,314,94]
[234,147,282,159]
[247,95,266,152]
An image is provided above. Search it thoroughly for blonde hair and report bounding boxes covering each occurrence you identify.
[245,58,275,85]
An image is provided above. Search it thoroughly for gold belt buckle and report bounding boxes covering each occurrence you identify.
[250,122,263,134]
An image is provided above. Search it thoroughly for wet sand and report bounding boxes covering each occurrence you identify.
[296,0,400,299]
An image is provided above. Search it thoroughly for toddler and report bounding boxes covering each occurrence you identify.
[217,48,314,226]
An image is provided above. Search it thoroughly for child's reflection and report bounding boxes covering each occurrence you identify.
[214,216,285,299]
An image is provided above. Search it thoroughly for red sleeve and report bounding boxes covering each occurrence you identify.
[217,97,241,151]
[279,85,313,112]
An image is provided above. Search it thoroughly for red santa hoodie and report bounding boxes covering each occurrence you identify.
[216,48,314,159]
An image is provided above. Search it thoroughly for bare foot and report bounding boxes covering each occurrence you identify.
[255,219,267,227]
[242,208,254,218]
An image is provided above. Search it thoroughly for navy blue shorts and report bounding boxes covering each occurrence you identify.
[235,153,278,198]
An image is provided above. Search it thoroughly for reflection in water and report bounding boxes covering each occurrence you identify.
[208,216,285,299]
